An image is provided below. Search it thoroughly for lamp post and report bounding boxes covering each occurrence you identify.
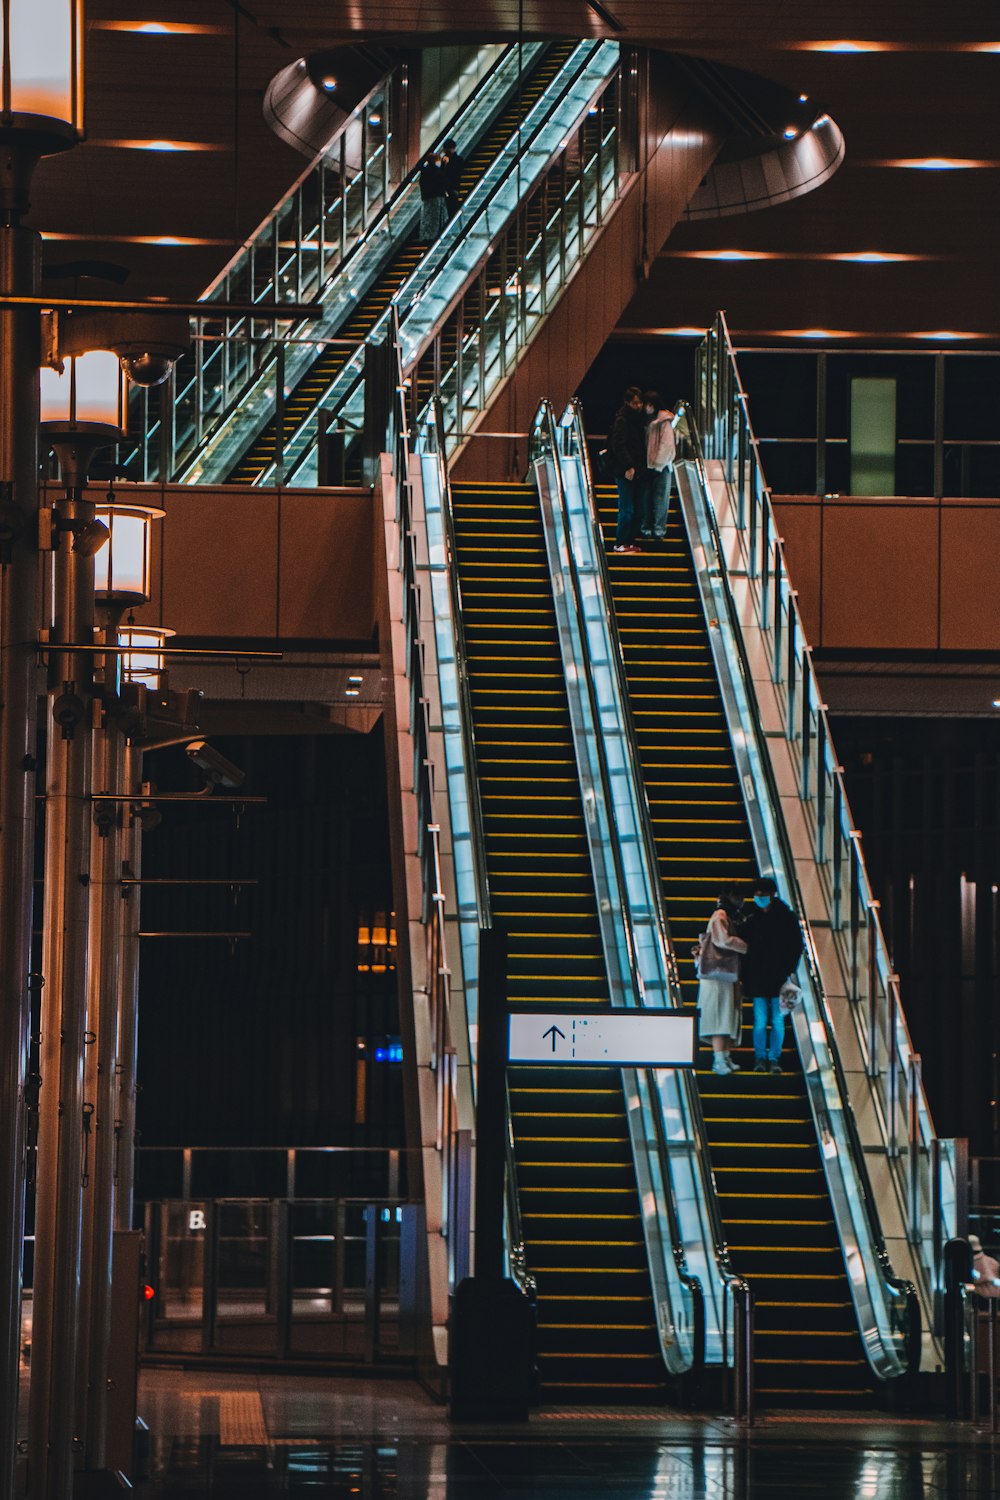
[0,5,83,1495]
[77,504,163,1472]
[114,626,174,1235]
[30,342,124,1500]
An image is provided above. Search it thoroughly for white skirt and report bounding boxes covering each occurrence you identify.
[697,978,740,1040]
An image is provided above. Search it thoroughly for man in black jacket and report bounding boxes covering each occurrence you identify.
[608,385,647,553]
[440,138,465,218]
[740,876,803,1074]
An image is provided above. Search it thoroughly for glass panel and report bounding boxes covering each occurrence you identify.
[684,318,942,1372]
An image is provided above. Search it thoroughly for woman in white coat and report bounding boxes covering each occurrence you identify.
[697,889,748,1076]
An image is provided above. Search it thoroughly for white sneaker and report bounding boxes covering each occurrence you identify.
[725,1054,741,1072]
[712,1056,730,1075]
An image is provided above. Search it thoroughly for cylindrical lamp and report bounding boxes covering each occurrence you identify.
[0,0,83,135]
[94,501,164,606]
[40,350,125,433]
[117,626,174,690]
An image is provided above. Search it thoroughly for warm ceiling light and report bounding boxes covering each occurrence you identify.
[41,231,228,246]
[321,75,337,91]
[797,40,889,52]
[782,126,798,139]
[880,157,994,169]
[829,251,917,262]
[90,138,225,152]
[798,93,809,103]
[91,20,229,35]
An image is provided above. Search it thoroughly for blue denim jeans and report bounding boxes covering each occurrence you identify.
[615,475,640,546]
[640,465,673,536]
[753,995,786,1062]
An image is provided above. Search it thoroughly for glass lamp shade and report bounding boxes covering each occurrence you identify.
[3,0,83,132]
[117,626,175,690]
[94,502,164,604]
[40,349,124,431]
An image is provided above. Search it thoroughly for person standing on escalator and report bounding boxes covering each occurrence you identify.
[696,888,747,1076]
[440,138,465,218]
[609,385,648,554]
[741,876,804,1075]
[418,150,448,243]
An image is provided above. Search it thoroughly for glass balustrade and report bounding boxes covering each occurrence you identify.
[268,42,622,487]
[679,314,941,1372]
[124,42,547,484]
[528,400,714,1375]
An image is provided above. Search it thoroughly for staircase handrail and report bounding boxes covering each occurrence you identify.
[532,397,709,1377]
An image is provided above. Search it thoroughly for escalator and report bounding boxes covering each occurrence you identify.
[228,44,575,485]
[450,480,666,1403]
[595,489,874,1408]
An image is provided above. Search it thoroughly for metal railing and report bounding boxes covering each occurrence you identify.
[143,1196,426,1365]
[536,398,756,1389]
[696,315,963,1308]
[269,40,625,487]
[385,321,474,1304]
[125,42,546,484]
[686,312,946,1371]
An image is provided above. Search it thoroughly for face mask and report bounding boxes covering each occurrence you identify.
[754,895,771,909]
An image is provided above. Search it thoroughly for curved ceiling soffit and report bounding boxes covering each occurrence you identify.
[683,115,845,220]
[263,37,844,220]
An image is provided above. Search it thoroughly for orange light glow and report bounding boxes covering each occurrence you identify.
[92,20,229,35]
[661,250,925,263]
[41,232,229,247]
[794,40,889,53]
[90,138,226,152]
[873,157,997,170]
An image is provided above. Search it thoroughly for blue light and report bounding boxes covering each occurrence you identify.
[374,1042,403,1063]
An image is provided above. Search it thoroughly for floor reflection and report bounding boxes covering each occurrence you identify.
[134,1435,1000,1498]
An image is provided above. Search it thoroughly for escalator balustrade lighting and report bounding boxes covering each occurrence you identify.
[451,479,665,1404]
[228,44,577,486]
[596,486,874,1409]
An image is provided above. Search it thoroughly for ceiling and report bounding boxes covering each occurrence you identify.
[28,1,1000,346]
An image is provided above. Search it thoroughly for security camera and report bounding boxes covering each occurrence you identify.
[185,740,245,789]
[120,351,174,388]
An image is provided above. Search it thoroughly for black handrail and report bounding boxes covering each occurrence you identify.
[553,400,754,1396]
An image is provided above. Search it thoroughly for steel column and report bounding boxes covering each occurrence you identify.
[0,219,41,1500]
[29,488,97,1500]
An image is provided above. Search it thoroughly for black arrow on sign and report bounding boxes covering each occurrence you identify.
[542,1025,566,1052]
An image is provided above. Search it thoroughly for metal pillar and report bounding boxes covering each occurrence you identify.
[114,742,143,1233]
[0,218,41,1500]
[77,623,125,1468]
[28,485,97,1500]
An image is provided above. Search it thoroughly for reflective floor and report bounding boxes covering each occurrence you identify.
[127,1371,1000,1497]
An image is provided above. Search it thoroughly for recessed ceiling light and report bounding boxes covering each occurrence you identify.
[799,40,888,53]
[798,93,809,103]
[879,157,994,169]
[90,138,226,153]
[321,76,337,91]
[41,231,229,247]
[829,251,917,262]
[92,20,229,35]
[783,126,798,139]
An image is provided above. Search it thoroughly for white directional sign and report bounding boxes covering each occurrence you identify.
[508,1010,695,1067]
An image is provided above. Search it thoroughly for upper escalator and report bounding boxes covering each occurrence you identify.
[226,44,577,485]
